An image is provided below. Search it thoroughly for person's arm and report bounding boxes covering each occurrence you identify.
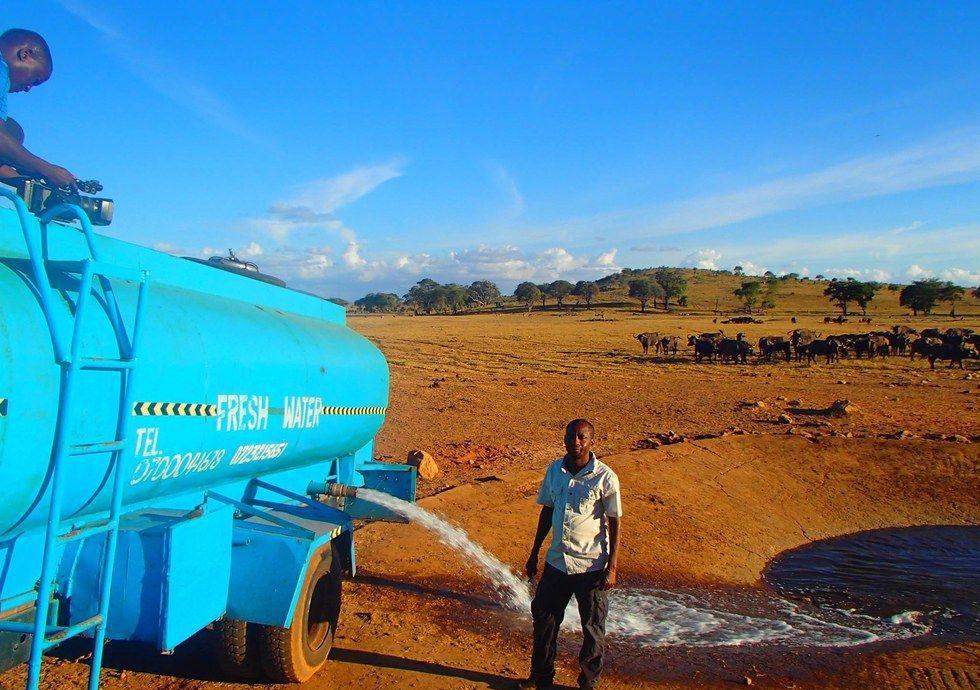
[0,124,76,187]
[603,515,620,589]
[525,505,553,580]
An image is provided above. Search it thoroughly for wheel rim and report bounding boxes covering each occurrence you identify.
[306,572,333,651]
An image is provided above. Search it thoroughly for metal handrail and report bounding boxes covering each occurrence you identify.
[0,188,69,362]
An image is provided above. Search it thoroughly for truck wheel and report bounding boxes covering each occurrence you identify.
[213,618,261,679]
[259,543,342,682]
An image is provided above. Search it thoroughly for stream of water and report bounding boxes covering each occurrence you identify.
[356,488,935,648]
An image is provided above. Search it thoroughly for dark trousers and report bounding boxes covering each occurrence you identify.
[530,563,608,689]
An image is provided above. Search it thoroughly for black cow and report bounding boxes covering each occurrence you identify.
[925,342,978,370]
[758,336,791,363]
[789,329,819,362]
[717,338,751,364]
[803,338,840,364]
[693,339,716,363]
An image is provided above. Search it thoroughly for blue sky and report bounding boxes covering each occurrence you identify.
[6,2,980,298]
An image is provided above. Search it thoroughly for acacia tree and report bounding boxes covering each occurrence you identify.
[515,282,542,313]
[354,292,401,312]
[939,282,965,317]
[972,286,980,299]
[572,280,600,308]
[403,278,440,314]
[733,280,762,311]
[628,278,662,312]
[824,279,878,315]
[442,284,469,314]
[466,280,501,308]
[535,283,550,308]
[653,268,687,310]
[548,280,574,308]
[899,279,944,316]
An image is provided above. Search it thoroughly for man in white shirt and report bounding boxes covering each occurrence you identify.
[516,419,622,690]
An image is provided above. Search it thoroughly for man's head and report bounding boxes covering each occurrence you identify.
[564,419,595,462]
[1,29,53,93]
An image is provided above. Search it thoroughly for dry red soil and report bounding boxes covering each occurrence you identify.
[3,312,977,690]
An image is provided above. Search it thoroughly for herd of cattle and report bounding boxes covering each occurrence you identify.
[634,326,979,369]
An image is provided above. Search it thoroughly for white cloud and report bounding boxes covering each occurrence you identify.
[824,267,894,282]
[595,248,618,267]
[256,160,406,250]
[342,240,367,268]
[288,159,406,217]
[733,260,766,276]
[487,162,525,215]
[683,248,722,270]
[905,264,929,280]
[240,241,263,258]
[902,264,980,284]
[940,267,980,285]
[540,130,980,247]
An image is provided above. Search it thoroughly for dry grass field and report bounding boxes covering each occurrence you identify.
[4,299,978,690]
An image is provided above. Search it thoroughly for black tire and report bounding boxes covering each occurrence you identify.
[258,543,342,682]
[213,617,262,679]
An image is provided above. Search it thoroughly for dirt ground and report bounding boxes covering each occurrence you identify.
[2,311,978,690]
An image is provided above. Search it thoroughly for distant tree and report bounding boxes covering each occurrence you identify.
[938,282,965,317]
[572,280,600,308]
[973,286,980,299]
[442,284,469,314]
[515,282,542,312]
[733,280,762,311]
[814,274,825,280]
[733,265,744,276]
[466,280,501,308]
[628,278,662,312]
[327,297,350,307]
[824,279,878,316]
[548,280,574,308]
[763,270,776,279]
[653,268,687,310]
[899,279,944,316]
[856,282,880,315]
[536,283,550,308]
[354,292,401,313]
[782,272,800,281]
[404,278,440,314]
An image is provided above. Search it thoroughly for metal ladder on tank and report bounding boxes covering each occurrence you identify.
[0,188,149,690]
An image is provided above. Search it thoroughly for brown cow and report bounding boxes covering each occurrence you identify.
[789,329,820,361]
[868,334,890,358]
[659,335,680,355]
[635,332,661,355]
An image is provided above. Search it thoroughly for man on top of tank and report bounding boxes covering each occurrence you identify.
[0,28,77,188]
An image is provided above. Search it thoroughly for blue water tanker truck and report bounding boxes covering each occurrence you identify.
[0,180,415,689]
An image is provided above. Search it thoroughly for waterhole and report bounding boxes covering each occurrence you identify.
[763,525,980,638]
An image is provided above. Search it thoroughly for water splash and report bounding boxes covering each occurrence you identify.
[358,488,532,611]
[356,488,928,648]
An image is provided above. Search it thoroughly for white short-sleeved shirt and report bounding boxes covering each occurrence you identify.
[536,453,622,574]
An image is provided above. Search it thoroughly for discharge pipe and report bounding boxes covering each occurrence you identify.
[307,481,359,499]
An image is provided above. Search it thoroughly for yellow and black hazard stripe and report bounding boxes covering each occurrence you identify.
[321,405,387,416]
[0,398,7,417]
[133,402,218,417]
